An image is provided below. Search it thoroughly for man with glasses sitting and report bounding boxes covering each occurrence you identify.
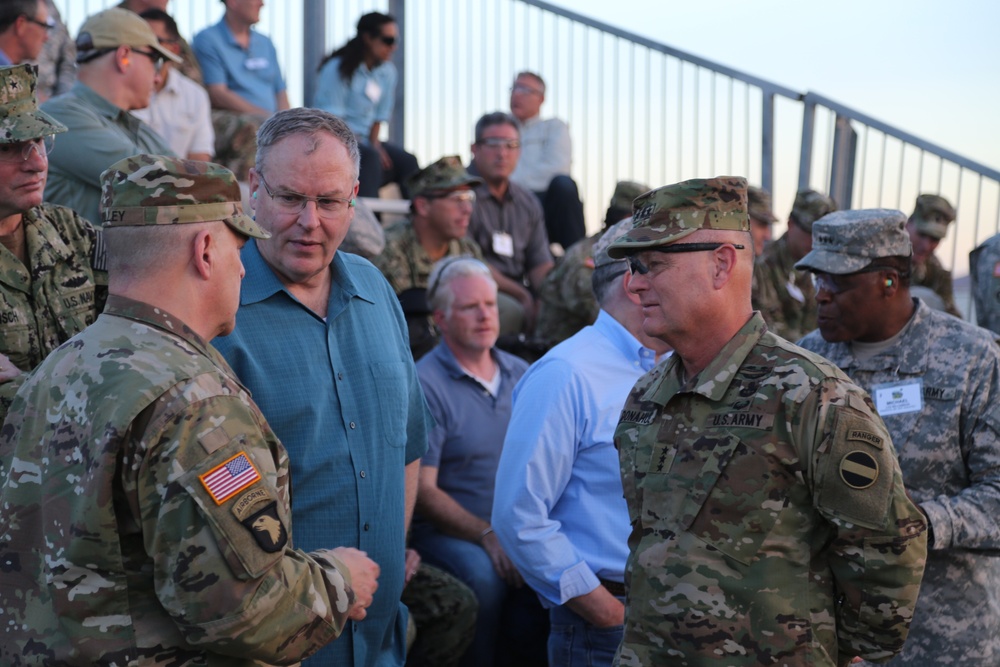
[0,0,53,67]
[41,7,180,226]
[797,209,1000,666]
[0,64,106,421]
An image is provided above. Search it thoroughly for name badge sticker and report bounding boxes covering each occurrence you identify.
[365,79,383,104]
[492,232,514,258]
[244,57,270,71]
[872,379,923,417]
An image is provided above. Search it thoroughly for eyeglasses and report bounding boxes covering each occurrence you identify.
[22,14,55,31]
[477,137,521,151]
[626,243,746,275]
[426,190,476,204]
[510,84,542,96]
[378,34,396,46]
[258,172,355,216]
[0,135,55,164]
[134,49,166,74]
[811,265,898,295]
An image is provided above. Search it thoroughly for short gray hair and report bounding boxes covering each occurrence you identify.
[255,107,360,179]
[427,256,496,314]
[514,71,545,94]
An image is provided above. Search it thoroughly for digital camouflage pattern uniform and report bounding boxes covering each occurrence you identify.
[607,178,927,667]
[752,189,837,340]
[969,232,1000,334]
[534,180,648,345]
[0,155,357,665]
[401,563,478,667]
[795,209,1000,666]
[908,194,961,318]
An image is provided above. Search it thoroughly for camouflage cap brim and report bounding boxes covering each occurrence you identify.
[606,224,702,259]
[913,219,948,240]
[0,108,67,143]
[794,247,876,275]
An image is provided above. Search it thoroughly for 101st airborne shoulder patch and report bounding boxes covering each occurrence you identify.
[239,501,288,553]
[199,451,262,505]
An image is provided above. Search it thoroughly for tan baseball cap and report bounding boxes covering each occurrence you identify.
[76,8,183,65]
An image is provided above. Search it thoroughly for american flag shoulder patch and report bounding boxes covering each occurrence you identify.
[199,451,262,505]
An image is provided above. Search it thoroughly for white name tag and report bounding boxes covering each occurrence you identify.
[492,232,514,258]
[245,57,270,71]
[873,379,923,416]
[786,277,805,304]
[365,79,383,104]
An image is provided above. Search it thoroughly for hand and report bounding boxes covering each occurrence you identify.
[481,531,523,587]
[331,546,380,621]
[375,141,393,170]
[404,548,421,587]
[0,353,21,383]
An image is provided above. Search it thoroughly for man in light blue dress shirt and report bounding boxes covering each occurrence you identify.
[491,218,670,667]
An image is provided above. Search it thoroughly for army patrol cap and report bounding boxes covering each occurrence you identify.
[795,209,911,275]
[0,64,67,143]
[406,156,483,197]
[607,176,749,259]
[790,189,837,232]
[747,186,778,224]
[100,154,270,239]
[75,8,183,65]
[609,181,649,212]
[592,216,635,269]
[909,194,956,240]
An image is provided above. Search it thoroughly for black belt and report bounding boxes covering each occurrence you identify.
[599,578,626,597]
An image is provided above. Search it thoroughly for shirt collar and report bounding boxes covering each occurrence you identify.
[834,298,929,374]
[104,294,213,355]
[592,309,660,372]
[71,81,132,124]
[430,340,516,381]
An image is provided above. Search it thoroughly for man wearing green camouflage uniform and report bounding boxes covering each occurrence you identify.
[746,184,777,257]
[607,177,927,667]
[534,180,647,346]
[374,155,485,359]
[0,154,379,665]
[752,188,837,340]
[797,209,1000,666]
[969,231,1000,335]
[0,63,107,417]
[905,193,961,318]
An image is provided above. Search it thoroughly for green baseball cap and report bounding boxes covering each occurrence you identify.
[406,156,482,197]
[909,194,956,240]
[99,154,269,239]
[607,176,749,259]
[794,209,911,275]
[789,189,837,232]
[0,64,67,143]
[76,8,183,65]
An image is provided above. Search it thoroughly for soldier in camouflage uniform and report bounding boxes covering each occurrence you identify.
[373,155,485,359]
[0,64,107,419]
[534,179,647,346]
[797,209,1000,666]
[752,188,837,340]
[969,232,1000,335]
[746,184,777,256]
[905,193,961,318]
[607,177,927,667]
[0,154,380,665]
[402,561,478,667]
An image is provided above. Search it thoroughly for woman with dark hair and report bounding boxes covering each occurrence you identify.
[315,12,420,199]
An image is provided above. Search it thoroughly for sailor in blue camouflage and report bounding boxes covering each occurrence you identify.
[796,208,1000,666]
[607,177,927,667]
[0,154,369,665]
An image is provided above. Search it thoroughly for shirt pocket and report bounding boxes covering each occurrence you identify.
[2,320,33,370]
[370,361,409,448]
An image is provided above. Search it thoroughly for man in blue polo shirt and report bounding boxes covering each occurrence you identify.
[213,107,433,667]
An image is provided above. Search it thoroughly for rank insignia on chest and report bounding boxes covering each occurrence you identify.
[199,451,262,505]
[839,450,879,489]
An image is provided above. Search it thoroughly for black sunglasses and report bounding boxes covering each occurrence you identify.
[378,34,396,46]
[627,243,745,275]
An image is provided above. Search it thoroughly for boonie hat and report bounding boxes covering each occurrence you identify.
[909,194,956,241]
[607,176,749,259]
[0,64,67,143]
[789,189,837,232]
[794,209,911,275]
[99,154,270,239]
[407,156,482,197]
[76,8,182,65]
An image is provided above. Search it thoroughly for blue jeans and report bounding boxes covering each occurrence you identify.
[548,602,624,667]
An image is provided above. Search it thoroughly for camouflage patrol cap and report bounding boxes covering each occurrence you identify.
[909,194,956,240]
[406,156,483,198]
[789,189,837,232]
[607,176,749,259]
[609,181,650,212]
[794,209,911,275]
[76,8,183,65]
[99,154,270,239]
[747,186,778,224]
[0,64,67,143]
[592,216,634,269]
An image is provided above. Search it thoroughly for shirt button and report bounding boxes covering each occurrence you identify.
[364,523,370,531]
[360,470,366,478]
[338,372,344,380]
[350,421,356,429]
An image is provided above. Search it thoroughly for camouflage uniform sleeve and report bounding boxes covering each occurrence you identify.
[802,379,928,662]
[134,391,354,662]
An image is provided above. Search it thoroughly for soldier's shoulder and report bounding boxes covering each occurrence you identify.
[923,306,1000,352]
[382,219,414,243]
[758,330,852,385]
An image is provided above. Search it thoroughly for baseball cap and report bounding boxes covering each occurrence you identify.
[100,154,270,239]
[406,156,483,197]
[76,8,183,65]
[909,194,956,240]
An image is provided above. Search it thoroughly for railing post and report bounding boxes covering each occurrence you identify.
[797,95,816,190]
[761,91,774,192]
[829,115,858,209]
[388,0,406,144]
[302,0,326,107]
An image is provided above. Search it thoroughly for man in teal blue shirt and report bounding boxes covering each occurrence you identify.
[213,107,432,667]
